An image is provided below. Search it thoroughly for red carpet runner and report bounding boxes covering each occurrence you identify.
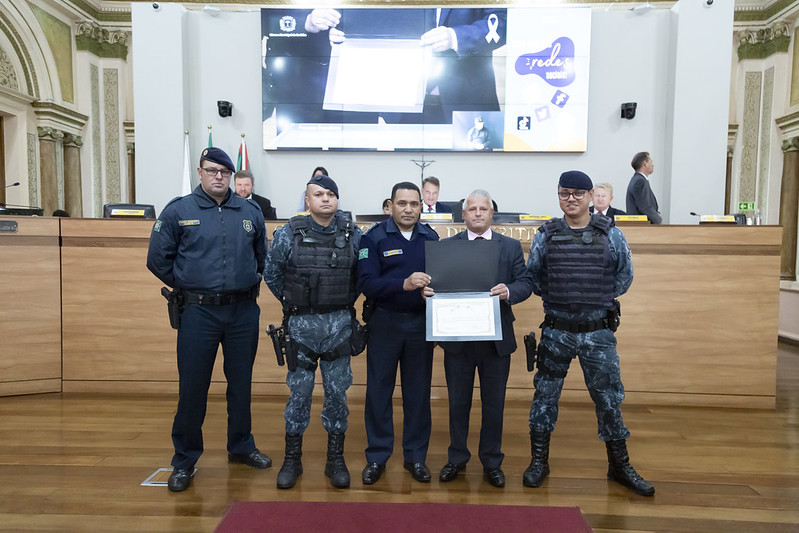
[215,501,593,532]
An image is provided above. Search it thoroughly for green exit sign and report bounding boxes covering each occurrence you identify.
[738,202,755,210]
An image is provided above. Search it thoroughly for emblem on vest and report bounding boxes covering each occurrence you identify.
[242,219,253,232]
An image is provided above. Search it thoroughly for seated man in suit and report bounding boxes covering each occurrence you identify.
[234,170,277,220]
[423,189,533,488]
[421,176,453,214]
[589,183,626,219]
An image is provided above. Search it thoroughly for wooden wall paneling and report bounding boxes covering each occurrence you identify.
[55,220,781,409]
[0,216,62,395]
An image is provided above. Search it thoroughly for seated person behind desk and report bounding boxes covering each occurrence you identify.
[234,170,277,220]
[421,176,452,214]
[589,183,625,219]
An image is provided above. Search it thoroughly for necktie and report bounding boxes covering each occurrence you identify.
[427,205,433,213]
[475,236,485,240]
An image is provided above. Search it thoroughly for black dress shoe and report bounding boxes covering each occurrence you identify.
[228,449,272,469]
[362,462,385,485]
[404,462,431,483]
[439,462,466,482]
[484,467,505,488]
[167,467,195,492]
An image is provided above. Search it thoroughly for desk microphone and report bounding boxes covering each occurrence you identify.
[689,212,700,217]
[5,182,20,188]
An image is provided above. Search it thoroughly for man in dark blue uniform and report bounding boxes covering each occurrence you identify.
[523,170,654,496]
[423,190,533,488]
[357,181,439,484]
[264,175,362,489]
[146,147,271,493]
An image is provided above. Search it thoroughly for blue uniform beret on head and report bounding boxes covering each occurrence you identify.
[200,147,235,173]
[307,174,339,198]
[558,170,593,191]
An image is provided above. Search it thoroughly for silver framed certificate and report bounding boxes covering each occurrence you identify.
[426,292,501,342]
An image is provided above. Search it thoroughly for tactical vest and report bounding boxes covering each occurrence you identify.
[282,213,358,311]
[540,215,615,312]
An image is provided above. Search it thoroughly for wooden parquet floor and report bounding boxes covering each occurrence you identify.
[0,342,797,533]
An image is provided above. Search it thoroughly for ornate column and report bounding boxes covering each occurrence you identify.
[31,101,88,215]
[727,124,738,213]
[37,127,63,215]
[63,133,83,216]
[779,135,799,280]
[124,121,135,203]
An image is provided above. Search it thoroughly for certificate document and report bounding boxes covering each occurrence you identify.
[324,38,427,113]
[426,292,501,342]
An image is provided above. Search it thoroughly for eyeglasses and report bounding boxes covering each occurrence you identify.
[557,190,587,200]
[201,167,233,178]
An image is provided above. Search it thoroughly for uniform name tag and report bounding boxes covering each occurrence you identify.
[383,249,403,257]
[178,219,200,226]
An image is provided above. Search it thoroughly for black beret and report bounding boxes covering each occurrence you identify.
[200,147,235,173]
[307,174,339,198]
[558,170,593,191]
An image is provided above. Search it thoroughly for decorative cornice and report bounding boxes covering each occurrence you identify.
[76,21,128,59]
[728,123,739,155]
[32,101,89,134]
[777,109,799,138]
[737,21,792,60]
[64,0,131,24]
[735,0,799,23]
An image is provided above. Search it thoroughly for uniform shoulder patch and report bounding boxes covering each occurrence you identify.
[153,220,162,232]
[242,219,253,232]
[358,248,368,260]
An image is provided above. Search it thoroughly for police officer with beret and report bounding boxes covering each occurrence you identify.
[357,181,439,485]
[264,174,362,489]
[147,147,271,493]
[523,170,655,497]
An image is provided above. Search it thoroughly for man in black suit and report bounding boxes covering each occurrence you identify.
[234,170,277,220]
[625,152,662,224]
[421,176,452,214]
[424,189,533,488]
[589,183,626,220]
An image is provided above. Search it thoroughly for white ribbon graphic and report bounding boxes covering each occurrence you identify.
[485,14,500,44]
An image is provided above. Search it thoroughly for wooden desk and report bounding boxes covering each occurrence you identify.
[0,216,61,395]
[40,220,787,408]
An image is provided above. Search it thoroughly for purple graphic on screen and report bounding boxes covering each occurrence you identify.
[535,106,550,122]
[515,37,576,88]
[551,90,569,108]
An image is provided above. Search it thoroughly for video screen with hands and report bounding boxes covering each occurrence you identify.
[261,7,591,152]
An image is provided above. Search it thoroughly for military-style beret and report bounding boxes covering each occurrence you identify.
[558,170,593,191]
[307,174,339,198]
[200,147,235,173]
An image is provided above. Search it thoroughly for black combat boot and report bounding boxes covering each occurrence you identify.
[276,433,303,489]
[324,432,350,488]
[605,439,655,496]
[522,429,551,487]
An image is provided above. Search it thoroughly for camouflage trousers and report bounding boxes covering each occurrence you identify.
[529,326,630,442]
[285,310,353,435]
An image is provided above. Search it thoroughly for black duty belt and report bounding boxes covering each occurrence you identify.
[183,286,259,306]
[288,304,350,315]
[542,314,609,333]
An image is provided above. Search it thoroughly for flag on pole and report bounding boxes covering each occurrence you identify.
[182,131,192,196]
[208,125,213,147]
[237,134,249,172]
